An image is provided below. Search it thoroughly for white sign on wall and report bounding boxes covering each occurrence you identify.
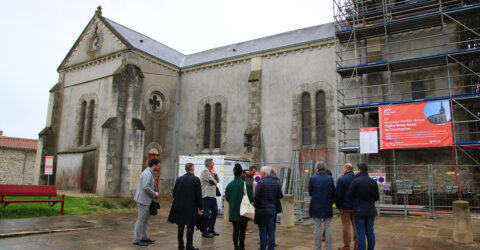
[360,127,379,154]
[44,156,53,175]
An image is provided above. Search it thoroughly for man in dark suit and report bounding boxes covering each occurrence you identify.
[133,158,159,246]
[335,163,358,250]
[309,161,335,250]
[347,163,379,250]
[168,163,203,250]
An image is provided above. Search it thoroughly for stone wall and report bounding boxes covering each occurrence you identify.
[0,148,36,184]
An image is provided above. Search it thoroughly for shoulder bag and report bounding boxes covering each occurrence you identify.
[239,182,255,219]
[149,200,160,215]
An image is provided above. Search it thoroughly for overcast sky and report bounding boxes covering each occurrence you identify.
[0,0,333,139]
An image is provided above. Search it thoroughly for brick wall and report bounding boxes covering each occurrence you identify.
[0,148,36,184]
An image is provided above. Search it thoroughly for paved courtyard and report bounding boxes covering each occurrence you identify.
[1,206,479,250]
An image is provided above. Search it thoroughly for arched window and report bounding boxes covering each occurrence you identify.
[301,92,311,145]
[316,91,327,145]
[86,100,95,145]
[203,104,211,149]
[214,103,222,148]
[78,101,87,146]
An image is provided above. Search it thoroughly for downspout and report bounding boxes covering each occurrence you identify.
[173,69,182,183]
[21,150,27,184]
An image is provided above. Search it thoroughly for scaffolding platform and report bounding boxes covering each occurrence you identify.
[337,47,480,77]
[336,2,480,42]
[338,92,480,115]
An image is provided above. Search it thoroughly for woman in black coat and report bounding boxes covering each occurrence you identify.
[168,163,203,250]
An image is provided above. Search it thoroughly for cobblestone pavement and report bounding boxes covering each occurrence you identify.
[1,209,479,249]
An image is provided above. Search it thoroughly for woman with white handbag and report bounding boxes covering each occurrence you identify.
[225,164,254,250]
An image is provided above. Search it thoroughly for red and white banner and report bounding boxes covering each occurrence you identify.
[379,100,453,149]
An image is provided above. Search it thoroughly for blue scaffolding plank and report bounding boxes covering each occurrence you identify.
[337,47,480,77]
[338,93,480,114]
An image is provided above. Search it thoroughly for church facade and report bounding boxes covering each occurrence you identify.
[33,7,338,197]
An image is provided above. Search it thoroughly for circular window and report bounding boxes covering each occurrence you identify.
[149,92,164,112]
[145,87,169,119]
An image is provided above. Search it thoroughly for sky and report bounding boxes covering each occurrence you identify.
[0,0,333,139]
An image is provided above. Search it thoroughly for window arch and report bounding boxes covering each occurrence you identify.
[197,96,227,154]
[301,92,312,145]
[214,103,222,148]
[78,101,88,146]
[203,104,211,149]
[293,82,333,148]
[76,94,98,147]
[86,100,95,145]
[316,91,327,145]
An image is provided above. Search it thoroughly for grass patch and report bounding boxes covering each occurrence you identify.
[0,196,137,219]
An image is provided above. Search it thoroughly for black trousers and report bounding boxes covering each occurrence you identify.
[231,220,247,249]
[177,224,194,249]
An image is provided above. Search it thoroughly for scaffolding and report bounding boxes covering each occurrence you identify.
[333,0,480,209]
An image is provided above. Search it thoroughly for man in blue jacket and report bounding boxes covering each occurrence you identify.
[309,161,335,250]
[254,166,283,250]
[347,163,379,250]
[335,163,358,250]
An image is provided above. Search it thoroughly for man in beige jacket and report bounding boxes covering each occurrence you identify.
[200,158,220,238]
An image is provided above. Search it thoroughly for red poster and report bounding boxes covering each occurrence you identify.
[379,100,453,149]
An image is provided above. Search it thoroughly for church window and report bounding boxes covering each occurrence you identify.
[149,94,161,111]
[316,91,327,145]
[302,92,312,145]
[412,81,425,99]
[203,104,211,149]
[197,96,227,154]
[78,101,87,146]
[86,100,95,145]
[214,103,222,148]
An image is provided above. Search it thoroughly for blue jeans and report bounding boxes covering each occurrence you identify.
[354,216,375,250]
[258,208,276,250]
[202,197,218,232]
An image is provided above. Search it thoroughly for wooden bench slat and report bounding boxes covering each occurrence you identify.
[0,184,65,215]
[2,199,65,202]
[0,184,57,197]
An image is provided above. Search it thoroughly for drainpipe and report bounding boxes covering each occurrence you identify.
[21,150,27,184]
[173,69,182,183]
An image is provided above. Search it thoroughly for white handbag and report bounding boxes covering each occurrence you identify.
[239,182,255,219]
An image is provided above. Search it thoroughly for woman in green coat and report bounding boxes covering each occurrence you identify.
[225,164,253,250]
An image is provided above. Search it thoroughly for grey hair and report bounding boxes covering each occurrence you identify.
[204,158,213,166]
[260,166,271,175]
[314,161,327,173]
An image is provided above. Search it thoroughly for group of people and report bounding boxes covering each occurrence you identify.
[309,161,379,250]
[131,158,378,250]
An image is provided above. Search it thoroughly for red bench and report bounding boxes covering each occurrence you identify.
[0,184,65,215]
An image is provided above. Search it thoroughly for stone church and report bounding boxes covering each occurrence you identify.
[33,7,338,197]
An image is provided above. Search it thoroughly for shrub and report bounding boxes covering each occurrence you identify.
[101,199,115,209]
[117,198,137,208]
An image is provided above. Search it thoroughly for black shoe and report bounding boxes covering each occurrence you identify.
[190,247,199,250]
[133,241,148,246]
[208,230,219,236]
[202,232,214,238]
[141,238,155,244]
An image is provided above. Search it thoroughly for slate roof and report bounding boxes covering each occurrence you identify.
[0,136,38,151]
[182,23,335,67]
[102,16,334,68]
[103,17,186,67]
